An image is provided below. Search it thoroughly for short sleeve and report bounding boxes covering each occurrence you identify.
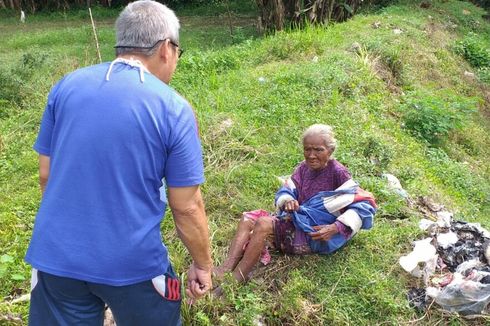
[164,103,205,187]
[33,82,62,156]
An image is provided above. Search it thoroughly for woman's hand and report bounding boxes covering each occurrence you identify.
[283,199,300,212]
[308,224,339,241]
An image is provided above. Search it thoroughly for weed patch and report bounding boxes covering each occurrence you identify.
[399,90,478,146]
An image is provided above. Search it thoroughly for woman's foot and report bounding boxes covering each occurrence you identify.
[212,266,227,282]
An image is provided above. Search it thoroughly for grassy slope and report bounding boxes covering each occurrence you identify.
[1,0,489,324]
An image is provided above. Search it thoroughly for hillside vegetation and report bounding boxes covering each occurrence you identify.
[1,0,489,324]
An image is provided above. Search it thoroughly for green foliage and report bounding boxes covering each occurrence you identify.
[478,66,490,84]
[427,148,489,207]
[454,33,490,68]
[399,91,478,145]
[0,52,48,105]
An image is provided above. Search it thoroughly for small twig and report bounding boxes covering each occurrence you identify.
[89,7,102,63]
[329,266,348,296]
[224,0,233,37]
[403,298,436,325]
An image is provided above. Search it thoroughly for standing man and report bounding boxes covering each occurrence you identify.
[26,1,212,325]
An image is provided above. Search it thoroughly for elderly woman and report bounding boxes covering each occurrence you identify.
[214,124,377,282]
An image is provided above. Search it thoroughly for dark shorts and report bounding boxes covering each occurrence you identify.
[29,266,182,326]
[274,216,312,255]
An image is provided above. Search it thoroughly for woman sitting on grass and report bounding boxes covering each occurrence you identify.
[214,124,377,282]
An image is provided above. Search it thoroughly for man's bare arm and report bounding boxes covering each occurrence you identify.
[39,154,50,195]
[168,185,212,269]
[168,185,212,299]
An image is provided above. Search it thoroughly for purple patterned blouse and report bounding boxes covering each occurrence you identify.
[291,159,351,203]
[291,159,352,238]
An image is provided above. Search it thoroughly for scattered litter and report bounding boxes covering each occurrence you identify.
[312,56,319,63]
[372,21,381,29]
[463,9,471,15]
[400,211,490,316]
[399,237,437,277]
[258,77,266,83]
[464,71,475,79]
[407,287,428,311]
[419,218,436,231]
[10,293,30,304]
[20,10,25,23]
[382,173,408,198]
[393,28,403,35]
[437,231,458,249]
[0,313,22,323]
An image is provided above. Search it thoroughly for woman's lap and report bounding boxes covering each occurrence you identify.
[273,217,311,255]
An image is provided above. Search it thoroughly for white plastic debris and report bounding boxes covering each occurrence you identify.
[382,173,408,198]
[419,218,436,231]
[258,77,266,83]
[20,10,25,23]
[312,56,319,63]
[464,71,475,78]
[435,211,452,228]
[399,238,437,277]
[437,231,458,249]
[11,293,30,304]
[393,28,403,34]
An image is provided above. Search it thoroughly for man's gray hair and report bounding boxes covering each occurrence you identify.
[115,0,180,56]
[302,124,337,153]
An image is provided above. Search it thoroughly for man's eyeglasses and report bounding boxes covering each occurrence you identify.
[167,40,184,58]
[115,38,184,58]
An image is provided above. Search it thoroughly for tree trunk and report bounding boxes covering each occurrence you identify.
[256,0,368,31]
[256,0,286,31]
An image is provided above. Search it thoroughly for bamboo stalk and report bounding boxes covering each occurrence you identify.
[88,7,102,63]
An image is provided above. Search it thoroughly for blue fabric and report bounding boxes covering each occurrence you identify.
[26,62,204,286]
[275,184,376,254]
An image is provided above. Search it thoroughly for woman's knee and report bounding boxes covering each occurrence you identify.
[238,216,255,231]
[253,216,274,234]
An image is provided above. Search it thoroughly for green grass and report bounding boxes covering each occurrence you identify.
[1,0,490,324]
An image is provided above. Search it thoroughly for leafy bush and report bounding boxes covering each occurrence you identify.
[478,66,490,84]
[399,92,477,145]
[427,148,489,206]
[454,33,490,68]
[0,52,48,105]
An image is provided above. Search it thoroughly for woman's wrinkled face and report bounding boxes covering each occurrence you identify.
[303,134,331,171]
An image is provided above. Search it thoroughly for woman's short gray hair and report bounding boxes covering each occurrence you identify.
[302,124,337,153]
[115,1,180,57]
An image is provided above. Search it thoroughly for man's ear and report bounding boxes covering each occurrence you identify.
[158,40,170,63]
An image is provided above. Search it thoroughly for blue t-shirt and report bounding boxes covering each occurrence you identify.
[25,62,205,286]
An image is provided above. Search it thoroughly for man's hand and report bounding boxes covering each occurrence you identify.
[308,224,339,241]
[283,199,300,212]
[186,262,212,301]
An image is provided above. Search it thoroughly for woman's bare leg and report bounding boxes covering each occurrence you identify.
[213,217,255,279]
[232,216,274,282]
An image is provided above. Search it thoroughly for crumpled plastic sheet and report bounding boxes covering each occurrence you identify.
[426,260,490,316]
[438,221,490,272]
[401,217,490,316]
